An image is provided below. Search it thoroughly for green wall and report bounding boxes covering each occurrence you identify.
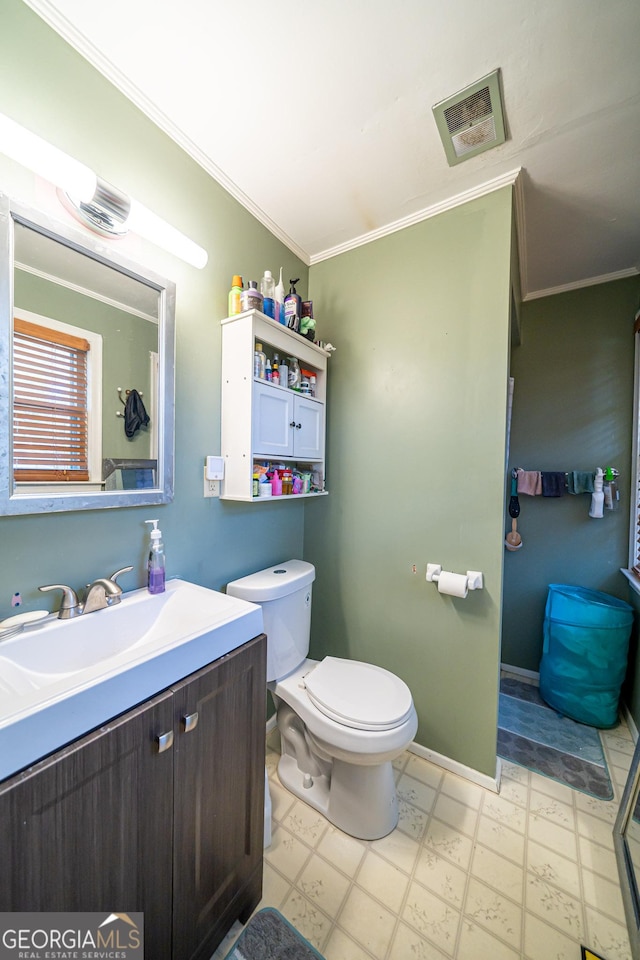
[0,0,309,604]
[15,269,157,460]
[306,189,513,776]
[1,1,522,778]
[502,277,640,673]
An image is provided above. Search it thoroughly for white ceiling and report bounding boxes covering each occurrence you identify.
[23,0,640,299]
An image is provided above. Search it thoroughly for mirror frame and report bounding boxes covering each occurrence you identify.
[614,734,640,960]
[0,194,175,514]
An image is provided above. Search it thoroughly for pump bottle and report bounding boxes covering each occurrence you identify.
[589,468,604,519]
[145,519,166,594]
[284,279,302,332]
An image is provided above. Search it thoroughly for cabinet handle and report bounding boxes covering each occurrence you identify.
[182,712,199,733]
[295,423,302,429]
[156,730,174,753]
[289,421,296,428]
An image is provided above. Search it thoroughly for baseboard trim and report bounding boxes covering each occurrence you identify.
[265,718,501,792]
[408,741,501,794]
[501,662,540,683]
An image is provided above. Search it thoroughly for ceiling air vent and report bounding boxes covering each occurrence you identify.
[433,70,506,166]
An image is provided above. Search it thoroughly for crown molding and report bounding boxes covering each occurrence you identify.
[309,168,523,265]
[22,0,311,266]
[25,3,635,301]
[524,267,640,301]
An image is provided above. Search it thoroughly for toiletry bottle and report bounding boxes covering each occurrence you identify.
[279,360,288,391]
[228,275,243,316]
[610,478,620,510]
[260,270,275,320]
[284,279,302,332]
[288,356,301,390]
[241,280,263,312]
[275,268,285,324]
[265,357,272,382]
[271,352,280,385]
[145,519,166,594]
[254,342,266,379]
[604,466,619,510]
[271,470,282,496]
[589,468,604,518]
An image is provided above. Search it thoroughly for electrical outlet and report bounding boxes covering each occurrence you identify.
[203,467,220,498]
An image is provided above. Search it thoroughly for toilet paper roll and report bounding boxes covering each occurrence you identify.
[437,571,468,598]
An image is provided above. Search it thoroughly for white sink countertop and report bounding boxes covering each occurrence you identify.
[0,578,263,781]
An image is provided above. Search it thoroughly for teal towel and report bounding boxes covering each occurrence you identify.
[567,471,595,494]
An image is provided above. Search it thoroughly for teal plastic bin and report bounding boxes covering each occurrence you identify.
[539,584,634,728]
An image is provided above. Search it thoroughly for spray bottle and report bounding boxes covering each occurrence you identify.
[589,468,604,519]
[145,519,166,594]
[603,466,619,510]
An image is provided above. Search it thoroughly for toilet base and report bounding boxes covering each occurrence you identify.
[277,752,399,841]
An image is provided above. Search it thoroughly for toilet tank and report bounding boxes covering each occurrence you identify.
[226,560,315,681]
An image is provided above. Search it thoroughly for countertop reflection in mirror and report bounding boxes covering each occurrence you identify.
[0,194,175,514]
[614,733,640,959]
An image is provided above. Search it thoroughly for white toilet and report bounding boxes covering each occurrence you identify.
[227,559,418,840]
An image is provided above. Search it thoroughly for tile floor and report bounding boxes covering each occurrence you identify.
[213,719,635,960]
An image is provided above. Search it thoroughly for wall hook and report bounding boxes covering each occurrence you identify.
[116,386,143,417]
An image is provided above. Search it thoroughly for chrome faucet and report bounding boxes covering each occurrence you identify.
[39,566,133,618]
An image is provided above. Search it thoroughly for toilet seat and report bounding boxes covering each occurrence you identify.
[304,657,414,731]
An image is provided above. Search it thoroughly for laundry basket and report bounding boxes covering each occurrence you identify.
[539,584,634,728]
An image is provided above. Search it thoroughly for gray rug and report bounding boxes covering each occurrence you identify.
[224,909,324,960]
[497,676,613,800]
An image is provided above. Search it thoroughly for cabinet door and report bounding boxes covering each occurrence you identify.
[293,395,325,460]
[0,691,175,960]
[171,635,267,960]
[252,381,293,456]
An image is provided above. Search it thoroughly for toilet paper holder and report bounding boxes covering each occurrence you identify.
[426,564,484,591]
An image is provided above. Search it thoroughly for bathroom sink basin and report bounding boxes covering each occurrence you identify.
[0,579,263,781]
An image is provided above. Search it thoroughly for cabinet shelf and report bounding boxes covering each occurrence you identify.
[221,310,329,502]
[220,490,329,503]
[222,309,331,359]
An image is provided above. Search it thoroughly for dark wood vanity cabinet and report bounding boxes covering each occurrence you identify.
[0,634,267,960]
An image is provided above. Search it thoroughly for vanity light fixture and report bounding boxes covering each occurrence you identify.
[0,112,208,269]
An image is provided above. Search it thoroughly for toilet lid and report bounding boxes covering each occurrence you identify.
[304,657,414,731]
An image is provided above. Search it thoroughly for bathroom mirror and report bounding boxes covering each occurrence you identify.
[0,195,175,514]
[614,735,640,959]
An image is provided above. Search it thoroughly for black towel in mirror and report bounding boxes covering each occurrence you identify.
[124,389,150,439]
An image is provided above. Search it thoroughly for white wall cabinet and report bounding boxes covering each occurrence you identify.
[221,310,329,501]
[253,382,324,460]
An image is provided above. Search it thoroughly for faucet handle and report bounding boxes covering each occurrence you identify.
[109,566,133,585]
[38,583,81,619]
